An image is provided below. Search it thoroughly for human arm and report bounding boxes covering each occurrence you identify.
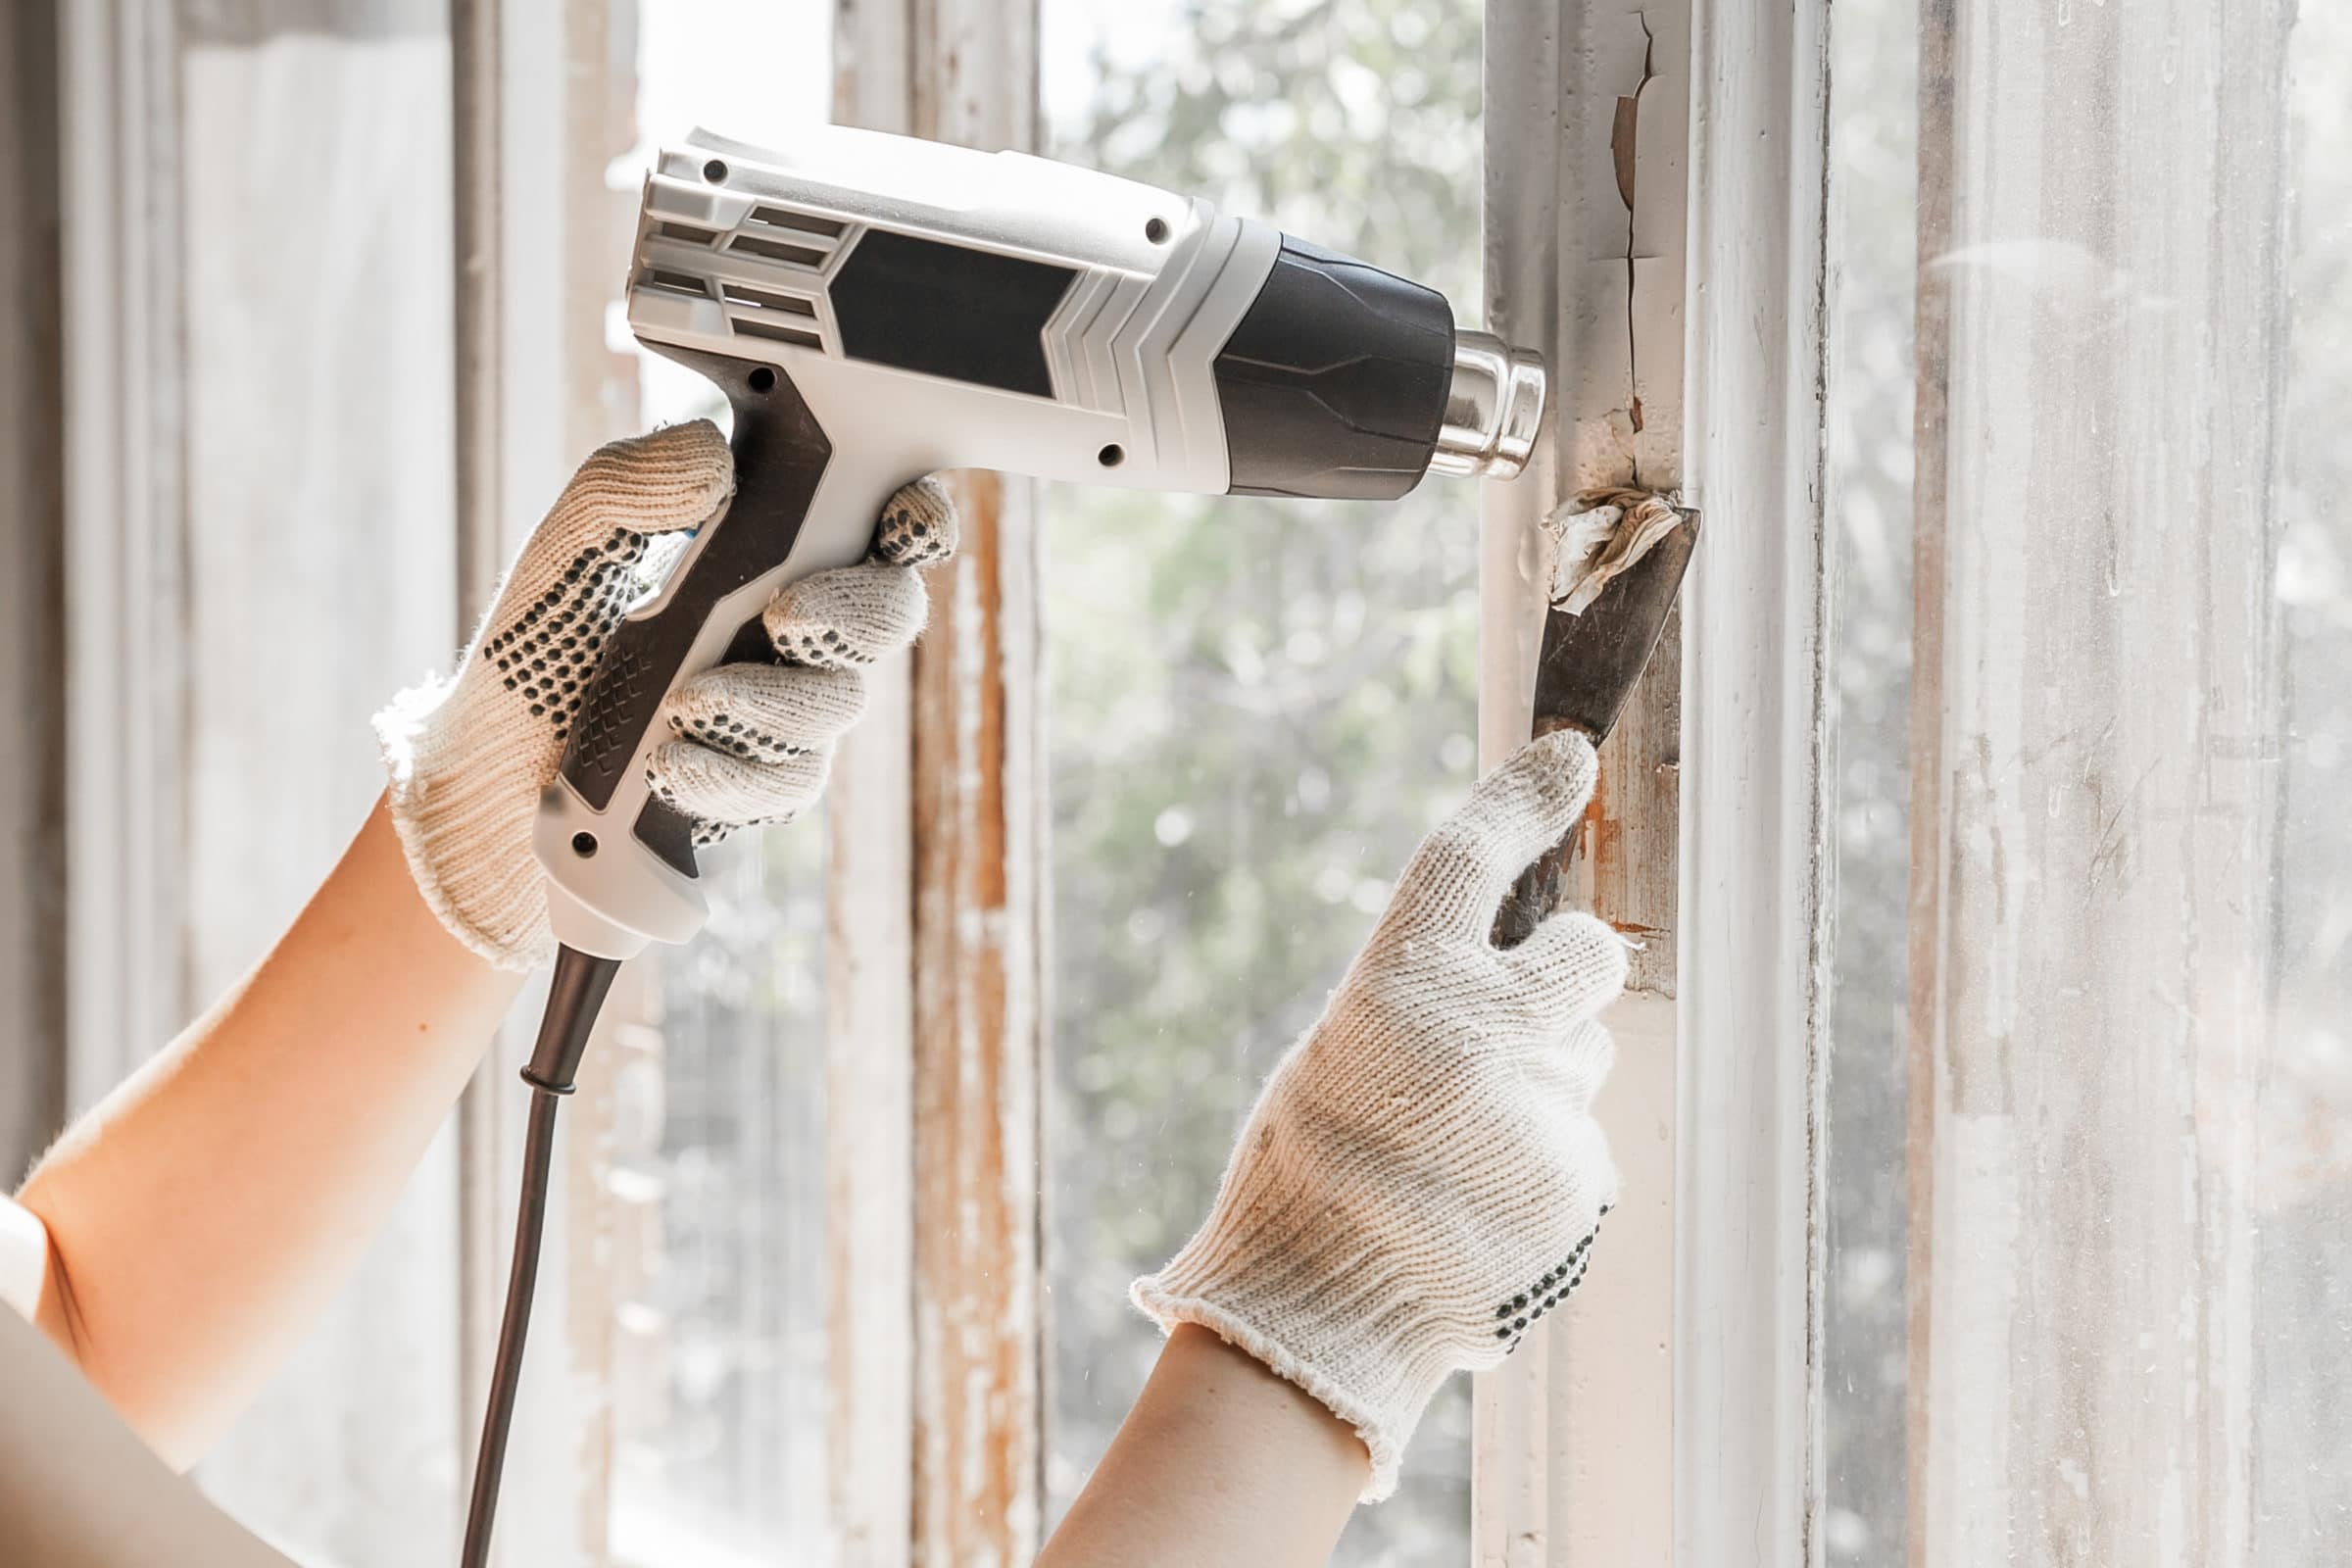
[12,803,518,1467]
[1040,730,1628,1566]
[9,421,955,1465]
[1038,1325,1367,1568]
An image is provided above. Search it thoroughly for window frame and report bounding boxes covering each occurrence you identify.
[1474,2,1832,1563]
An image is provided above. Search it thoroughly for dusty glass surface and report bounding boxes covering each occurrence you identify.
[1819,0,1917,1557]
[1039,2,1484,1561]
[606,7,838,1561]
[2255,7,2352,1558]
[1821,3,2352,1561]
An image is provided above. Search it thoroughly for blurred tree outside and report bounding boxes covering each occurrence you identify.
[1040,1,1485,1560]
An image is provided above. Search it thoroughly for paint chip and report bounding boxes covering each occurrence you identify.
[1541,488,1687,614]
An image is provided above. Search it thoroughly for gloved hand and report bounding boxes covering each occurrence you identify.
[1132,730,1629,1500]
[375,419,955,969]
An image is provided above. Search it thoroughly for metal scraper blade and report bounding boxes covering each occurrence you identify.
[1528,505,1699,748]
[1493,505,1699,950]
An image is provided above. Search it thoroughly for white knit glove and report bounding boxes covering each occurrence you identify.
[1132,730,1630,1500]
[375,419,956,969]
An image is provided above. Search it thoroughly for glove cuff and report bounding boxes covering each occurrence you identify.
[373,676,554,971]
[1130,1190,1461,1503]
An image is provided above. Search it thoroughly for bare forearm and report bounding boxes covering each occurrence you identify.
[15,798,521,1465]
[1039,1324,1367,1568]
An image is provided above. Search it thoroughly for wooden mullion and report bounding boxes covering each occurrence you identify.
[1474,4,1693,1562]
[1676,0,1835,1563]
[1477,2,1836,1563]
[906,3,1048,1559]
[829,3,1048,1562]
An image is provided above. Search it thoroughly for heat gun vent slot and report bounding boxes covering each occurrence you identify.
[729,234,828,267]
[748,206,847,238]
[655,221,722,246]
[731,318,823,350]
[640,268,711,299]
[721,283,817,318]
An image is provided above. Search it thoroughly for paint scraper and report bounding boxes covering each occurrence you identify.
[1494,495,1700,948]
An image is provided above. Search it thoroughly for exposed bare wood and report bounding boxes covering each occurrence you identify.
[1677,1,1834,1564]
[909,464,1047,1566]
[1475,4,1690,1563]
[1907,3,2290,1562]
[0,0,69,1181]
[894,5,1050,1563]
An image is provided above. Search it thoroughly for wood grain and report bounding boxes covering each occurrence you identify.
[909,467,1047,1567]
[904,7,1049,1562]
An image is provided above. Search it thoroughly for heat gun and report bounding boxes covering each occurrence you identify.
[464,124,1548,1565]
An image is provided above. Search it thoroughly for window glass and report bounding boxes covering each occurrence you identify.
[1821,4,2352,1562]
[1039,2,1484,1560]
[177,21,463,1563]
[1819,0,1917,1556]
[2257,8,2352,1559]
[607,7,837,1561]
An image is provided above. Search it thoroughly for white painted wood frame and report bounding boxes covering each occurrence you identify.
[824,16,923,1563]
[59,0,188,1115]
[1678,0,1833,1563]
[1475,4,1686,1563]
[1476,1,1833,1563]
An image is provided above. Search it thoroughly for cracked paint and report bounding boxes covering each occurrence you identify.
[1613,13,1659,469]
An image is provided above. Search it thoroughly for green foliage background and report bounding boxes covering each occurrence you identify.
[1040,1,1486,1558]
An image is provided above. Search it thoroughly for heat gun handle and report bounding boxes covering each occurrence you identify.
[532,350,878,958]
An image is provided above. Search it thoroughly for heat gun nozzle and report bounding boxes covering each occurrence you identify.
[1432,330,1546,481]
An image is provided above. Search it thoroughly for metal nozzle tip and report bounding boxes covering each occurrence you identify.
[1430,330,1546,480]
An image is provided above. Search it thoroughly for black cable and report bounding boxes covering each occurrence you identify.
[459,945,624,1568]
[459,1086,561,1568]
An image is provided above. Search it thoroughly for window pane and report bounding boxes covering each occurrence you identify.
[2260,8,2352,1560]
[1823,2,2352,1561]
[179,20,463,1562]
[1040,3,1483,1560]
[1820,0,1918,1558]
[607,8,837,1559]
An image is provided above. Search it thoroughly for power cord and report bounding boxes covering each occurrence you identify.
[459,945,622,1568]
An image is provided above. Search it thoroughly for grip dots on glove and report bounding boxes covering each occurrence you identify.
[872,478,957,566]
[671,711,812,764]
[481,531,651,736]
[1491,1202,1612,1352]
[762,564,929,670]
